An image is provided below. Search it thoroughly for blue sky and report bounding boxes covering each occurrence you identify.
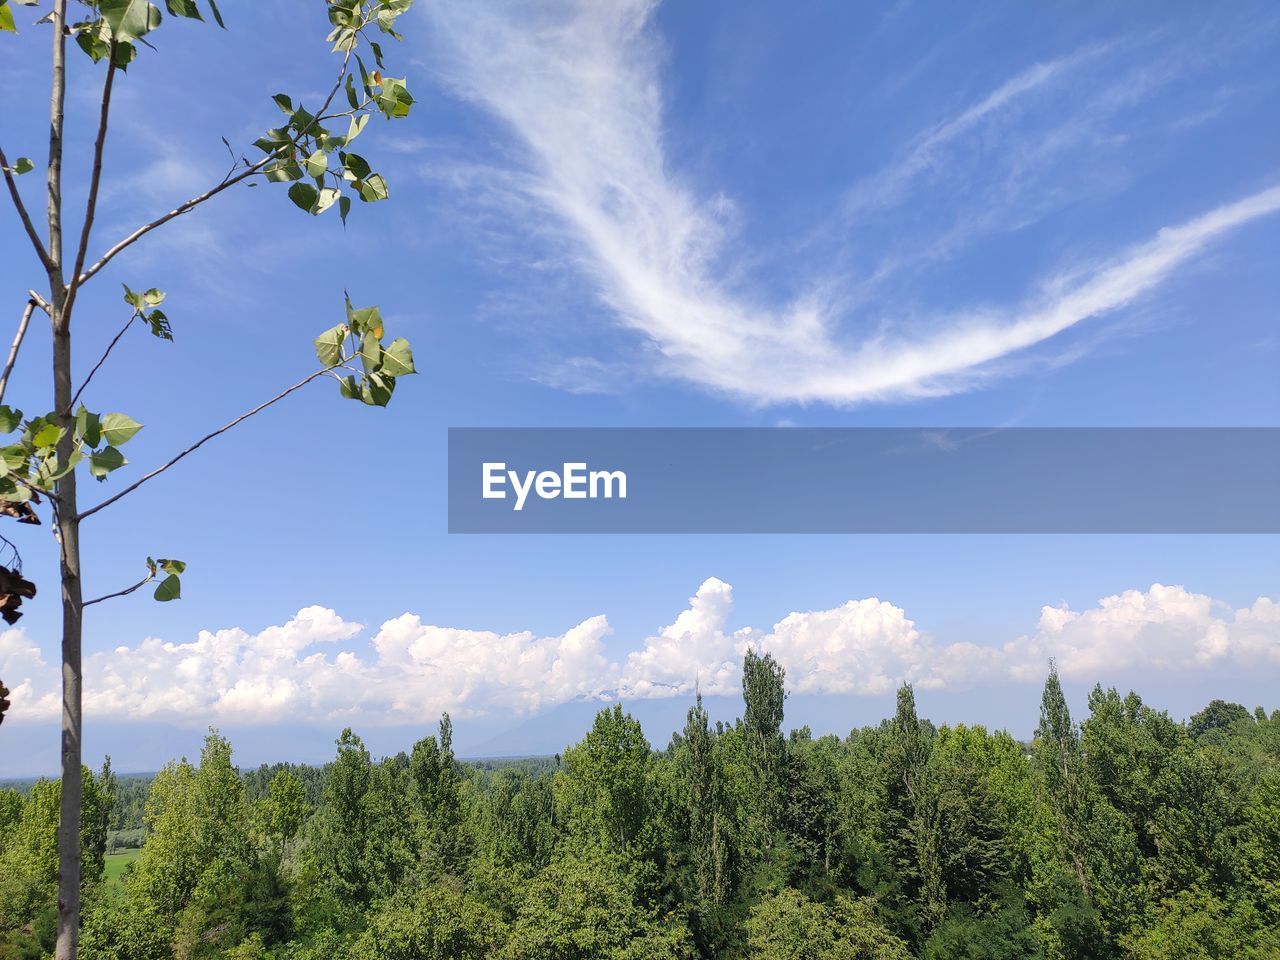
[1,0,1278,774]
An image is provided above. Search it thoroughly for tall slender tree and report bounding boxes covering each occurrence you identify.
[0,4,419,955]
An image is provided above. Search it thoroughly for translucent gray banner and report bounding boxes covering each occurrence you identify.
[447,428,1280,533]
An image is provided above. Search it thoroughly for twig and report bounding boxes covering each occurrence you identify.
[75,48,353,289]
[69,314,134,411]
[77,357,351,521]
[0,299,36,406]
[84,574,153,607]
[63,51,117,323]
[0,146,56,277]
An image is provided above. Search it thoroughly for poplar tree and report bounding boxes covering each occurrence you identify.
[0,4,419,955]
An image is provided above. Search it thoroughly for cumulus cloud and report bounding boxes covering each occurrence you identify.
[3,581,1275,727]
[416,1,1280,406]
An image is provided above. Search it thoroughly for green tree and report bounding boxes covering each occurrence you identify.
[1122,888,1280,960]
[350,882,508,960]
[1032,666,1092,906]
[676,693,734,916]
[741,649,787,846]
[743,888,909,960]
[557,705,654,855]
[1188,700,1253,740]
[500,848,694,960]
[0,5,418,955]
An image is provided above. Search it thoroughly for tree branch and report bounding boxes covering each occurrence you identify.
[0,145,56,277]
[83,574,154,607]
[74,48,353,290]
[63,51,117,323]
[77,359,349,522]
[0,298,36,407]
[69,314,134,411]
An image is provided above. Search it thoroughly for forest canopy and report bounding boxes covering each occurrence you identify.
[2,657,1278,960]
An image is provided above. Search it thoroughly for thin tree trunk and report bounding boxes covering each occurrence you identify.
[44,3,81,958]
[54,310,82,960]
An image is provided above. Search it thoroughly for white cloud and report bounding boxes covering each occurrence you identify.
[619,577,751,698]
[416,1,1280,407]
[3,582,1275,727]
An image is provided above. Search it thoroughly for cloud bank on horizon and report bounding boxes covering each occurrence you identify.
[416,0,1280,407]
[3,579,1276,727]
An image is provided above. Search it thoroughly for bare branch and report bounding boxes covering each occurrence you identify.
[0,146,57,277]
[28,289,52,315]
[75,48,353,289]
[77,358,350,522]
[69,314,135,412]
[0,298,36,407]
[63,51,118,323]
[84,574,154,607]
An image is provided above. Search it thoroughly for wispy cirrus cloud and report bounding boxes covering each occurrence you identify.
[416,0,1279,407]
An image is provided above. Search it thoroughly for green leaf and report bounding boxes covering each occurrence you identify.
[361,333,382,374]
[357,173,388,202]
[344,72,359,110]
[0,446,27,471]
[142,288,165,306]
[342,152,371,180]
[348,305,383,338]
[206,0,224,28]
[346,113,369,144]
[272,93,293,115]
[264,161,304,183]
[0,406,21,434]
[100,0,163,42]
[76,406,102,448]
[253,127,292,154]
[12,157,33,176]
[338,375,358,399]
[313,324,347,368]
[88,446,127,481]
[287,181,318,211]
[0,3,14,34]
[101,412,143,446]
[312,186,341,215]
[381,338,416,377]
[153,573,181,601]
[376,77,414,119]
[164,0,201,19]
[50,447,84,482]
[111,40,137,70]
[360,371,395,407]
[147,309,174,340]
[289,106,316,135]
[157,558,186,574]
[32,423,61,449]
[304,149,328,179]
[339,194,352,226]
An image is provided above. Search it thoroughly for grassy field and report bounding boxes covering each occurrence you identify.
[103,848,141,891]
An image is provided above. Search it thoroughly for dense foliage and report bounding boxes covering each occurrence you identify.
[2,663,1277,959]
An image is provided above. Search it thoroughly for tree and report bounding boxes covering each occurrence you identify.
[557,704,654,855]
[0,3,419,956]
[677,692,734,916]
[741,649,786,844]
[499,847,695,960]
[1188,699,1253,740]
[743,888,910,960]
[1032,665,1091,904]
